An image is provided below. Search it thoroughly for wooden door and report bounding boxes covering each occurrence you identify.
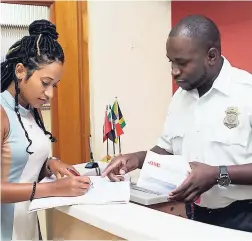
[52,1,90,164]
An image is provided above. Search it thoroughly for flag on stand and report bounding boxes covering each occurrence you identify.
[103,108,112,142]
[112,98,126,155]
[118,104,126,128]
[101,99,127,161]
[112,99,126,129]
[101,106,115,162]
[106,106,117,143]
[108,105,123,143]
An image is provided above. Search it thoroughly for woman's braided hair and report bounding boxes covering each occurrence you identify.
[1,19,65,154]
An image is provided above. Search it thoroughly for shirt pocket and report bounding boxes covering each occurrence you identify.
[208,112,250,147]
[166,120,185,155]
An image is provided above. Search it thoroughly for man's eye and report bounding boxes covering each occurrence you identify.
[178,62,188,66]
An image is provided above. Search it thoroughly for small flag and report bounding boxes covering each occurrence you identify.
[118,103,126,128]
[107,129,116,142]
[103,109,112,142]
[112,99,126,129]
[112,101,118,116]
[109,105,124,141]
[107,106,117,142]
[109,105,117,122]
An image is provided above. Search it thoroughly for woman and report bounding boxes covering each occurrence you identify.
[1,19,91,240]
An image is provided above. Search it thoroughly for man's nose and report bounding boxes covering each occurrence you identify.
[45,87,54,99]
[171,67,181,77]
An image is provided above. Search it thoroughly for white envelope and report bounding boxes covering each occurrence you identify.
[137,151,191,195]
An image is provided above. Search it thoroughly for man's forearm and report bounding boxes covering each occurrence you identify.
[136,145,172,169]
[151,145,172,155]
[227,164,252,185]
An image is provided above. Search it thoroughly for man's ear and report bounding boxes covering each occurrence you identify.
[207,48,218,66]
[15,63,27,81]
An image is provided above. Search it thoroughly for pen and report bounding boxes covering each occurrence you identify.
[66,168,93,187]
[67,168,80,176]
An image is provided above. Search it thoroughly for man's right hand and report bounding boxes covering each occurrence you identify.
[101,153,142,181]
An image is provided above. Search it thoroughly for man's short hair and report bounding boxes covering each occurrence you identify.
[169,15,221,53]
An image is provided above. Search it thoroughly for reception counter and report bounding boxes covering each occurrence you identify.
[45,163,252,240]
[46,201,252,240]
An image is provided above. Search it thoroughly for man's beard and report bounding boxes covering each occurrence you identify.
[188,67,208,91]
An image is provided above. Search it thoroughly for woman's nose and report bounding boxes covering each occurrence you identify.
[44,87,53,99]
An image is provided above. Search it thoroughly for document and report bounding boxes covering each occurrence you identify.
[29,175,130,213]
[137,151,191,195]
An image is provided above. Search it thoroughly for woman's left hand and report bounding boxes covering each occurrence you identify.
[47,158,80,180]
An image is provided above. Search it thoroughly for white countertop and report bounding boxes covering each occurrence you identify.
[56,202,252,241]
[55,163,252,241]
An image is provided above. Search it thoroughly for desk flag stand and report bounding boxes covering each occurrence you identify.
[101,97,126,163]
[85,134,101,175]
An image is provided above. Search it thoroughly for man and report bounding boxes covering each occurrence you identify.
[102,15,252,232]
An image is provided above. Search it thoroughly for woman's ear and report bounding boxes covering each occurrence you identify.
[15,63,27,81]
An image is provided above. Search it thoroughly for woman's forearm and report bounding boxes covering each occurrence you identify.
[1,182,54,203]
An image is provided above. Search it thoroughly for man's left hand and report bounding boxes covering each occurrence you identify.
[169,162,219,202]
[47,159,80,179]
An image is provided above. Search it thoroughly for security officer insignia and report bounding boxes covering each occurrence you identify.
[223,107,239,129]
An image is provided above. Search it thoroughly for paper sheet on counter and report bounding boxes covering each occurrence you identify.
[29,175,130,213]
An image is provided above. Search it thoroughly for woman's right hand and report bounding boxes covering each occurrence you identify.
[51,176,91,197]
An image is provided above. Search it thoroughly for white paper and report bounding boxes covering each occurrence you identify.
[137,151,191,195]
[29,175,130,213]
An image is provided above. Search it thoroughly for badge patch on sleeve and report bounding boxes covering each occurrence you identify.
[223,107,239,129]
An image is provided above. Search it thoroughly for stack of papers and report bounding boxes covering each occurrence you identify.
[29,176,130,213]
[137,151,191,195]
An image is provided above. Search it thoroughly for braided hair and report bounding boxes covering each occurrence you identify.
[1,19,65,154]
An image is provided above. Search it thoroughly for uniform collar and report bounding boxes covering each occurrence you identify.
[187,56,232,99]
[1,90,30,117]
[211,56,232,96]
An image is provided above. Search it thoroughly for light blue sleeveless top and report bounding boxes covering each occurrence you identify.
[1,90,51,240]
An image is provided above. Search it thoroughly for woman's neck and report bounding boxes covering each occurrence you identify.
[7,82,29,109]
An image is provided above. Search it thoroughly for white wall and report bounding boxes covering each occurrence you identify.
[88,1,172,160]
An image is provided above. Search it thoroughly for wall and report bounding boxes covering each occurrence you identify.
[41,110,52,156]
[171,1,252,93]
[88,1,172,160]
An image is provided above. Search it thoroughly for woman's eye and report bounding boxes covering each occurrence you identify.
[53,84,58,88]
[42,81,49,86]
